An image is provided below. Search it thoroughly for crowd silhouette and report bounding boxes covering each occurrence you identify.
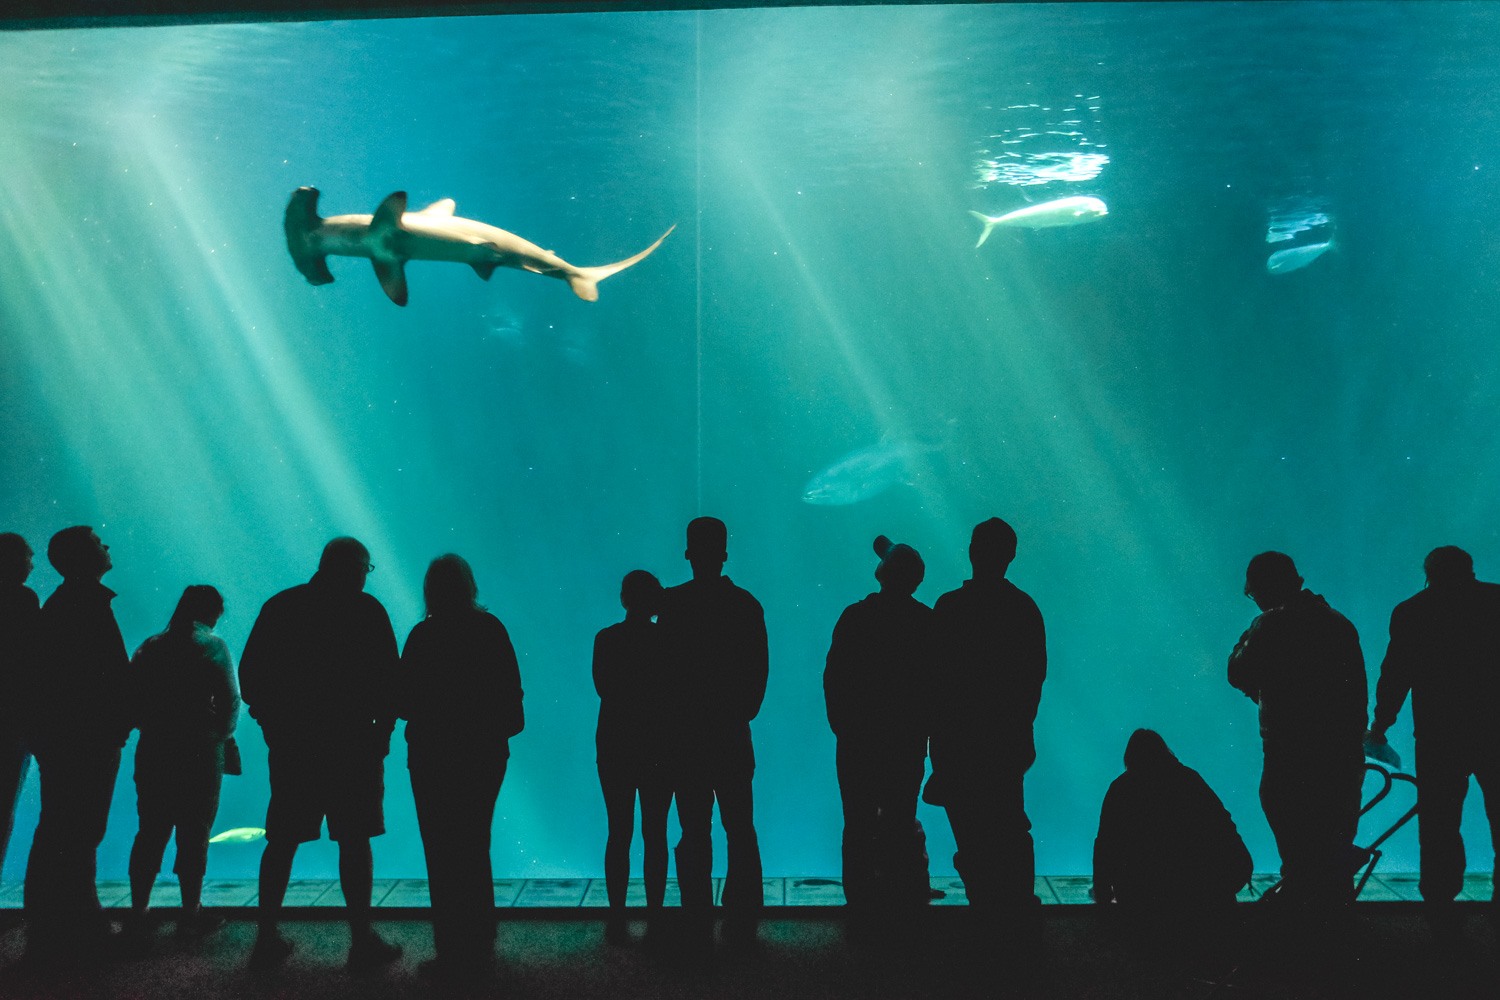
[0,520,1496,985]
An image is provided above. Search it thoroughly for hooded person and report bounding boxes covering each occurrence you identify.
[1093,728,1252,911]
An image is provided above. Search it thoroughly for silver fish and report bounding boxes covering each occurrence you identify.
[802,439,927,506]
[208,826,267,844]
[1266,240,1333,275]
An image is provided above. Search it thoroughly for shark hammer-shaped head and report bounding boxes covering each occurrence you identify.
[284,186,335,286]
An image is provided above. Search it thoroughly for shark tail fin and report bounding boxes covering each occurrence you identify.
[284,187,335,286]
[566,224,676,302]
[969,210,999,249]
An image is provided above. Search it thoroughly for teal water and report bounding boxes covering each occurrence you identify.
[1,2,1497,882]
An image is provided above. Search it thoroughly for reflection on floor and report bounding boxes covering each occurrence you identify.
[0,873,1493,909]
[0,906,1497,1000]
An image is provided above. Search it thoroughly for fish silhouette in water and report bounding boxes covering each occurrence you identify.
[970,195,1109,247]
[208,826,266,844]
[1266,239,1333,275]
[802,437,933,506]
[284,187,675,306]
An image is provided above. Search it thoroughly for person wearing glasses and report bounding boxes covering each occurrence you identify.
[239,537,402,973]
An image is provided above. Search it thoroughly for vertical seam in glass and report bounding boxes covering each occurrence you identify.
[694,8,704,513]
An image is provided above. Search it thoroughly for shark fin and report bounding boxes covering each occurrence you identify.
[565,224,676,302]
[373,259,409,306]
[419,198,457,216]
[283,187,335,286]
[471,262,498,280]
[969,210,998,249]
[372,191,408,234]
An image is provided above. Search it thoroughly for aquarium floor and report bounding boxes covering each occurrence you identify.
[0,872,1493,910]
[0,902,1497,1000]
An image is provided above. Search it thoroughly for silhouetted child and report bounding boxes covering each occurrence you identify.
[126,585,239,944]
[399,553,524,984]
[593,569,672,945]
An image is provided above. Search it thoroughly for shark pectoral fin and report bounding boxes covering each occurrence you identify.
[298,255,336,286]
[372,191,408,233]
[419,197,456,216]
[472,262,498,280]
[372,258,409,306]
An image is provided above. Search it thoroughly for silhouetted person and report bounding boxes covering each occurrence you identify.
[1093,729,1252,942]
[1367,546,1500,915]
[399,553,524,984]
[593,569,672,946]
[660,517,768,951]
[125,585,238,943]
[22,526,132,965]
[0,533,39,876]
[1228,552,1366,909]
[239,537,401,972]
[928,518,1046,937]
[824,536,933,931]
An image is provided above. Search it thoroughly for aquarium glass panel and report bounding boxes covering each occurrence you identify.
[2,2,1495,880]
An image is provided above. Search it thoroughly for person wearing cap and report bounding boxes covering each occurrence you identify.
[824,535,934,928]
[1228,551,1366,909]
[1367,546,1500,915]
[929,517,1047,931]
[659,517,768,951]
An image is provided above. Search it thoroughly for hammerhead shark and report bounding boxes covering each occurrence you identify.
[284,187,675,306]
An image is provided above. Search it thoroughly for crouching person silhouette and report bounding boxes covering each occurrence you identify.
[1093,728,1252,960]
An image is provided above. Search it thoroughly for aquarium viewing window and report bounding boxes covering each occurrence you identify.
[2,1,1496,882]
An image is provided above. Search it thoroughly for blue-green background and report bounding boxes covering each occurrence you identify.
[2,2,1496,881]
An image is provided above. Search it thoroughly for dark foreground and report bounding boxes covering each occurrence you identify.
[0,905,1496,999]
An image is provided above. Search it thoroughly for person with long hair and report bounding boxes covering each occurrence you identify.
[126,585,239,944]
[399,553,524,984]
[592,569,672,945]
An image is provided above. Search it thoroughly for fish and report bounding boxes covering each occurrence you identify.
[969,195,1108,247]
[802,438,930,506]
[284,187,675,306]
[1266,239,1333,275]
[208,827,267,844]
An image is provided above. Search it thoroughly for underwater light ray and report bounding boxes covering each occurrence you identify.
[128,118,423,629]
[704,10,963,534]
